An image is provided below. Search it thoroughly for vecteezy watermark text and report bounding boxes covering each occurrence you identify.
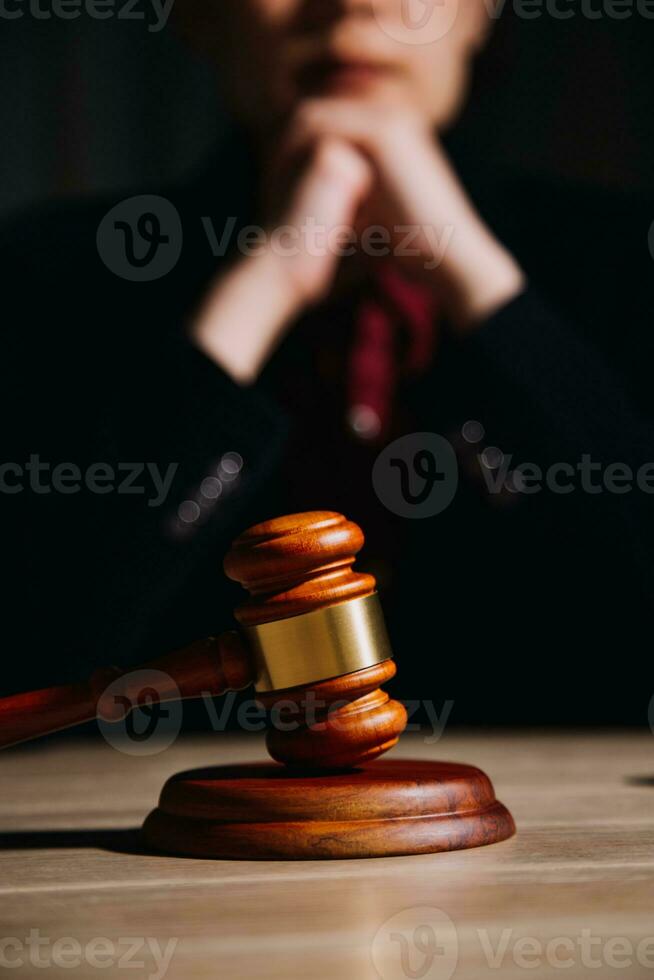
[485,0,654,21]
[481,451,654,496]
[0,455,178,507]
[0,0,174,31]
[372,0,654,50]
[372,907,654,979]
[96,195,455,281]
[202,691,453,744]
[372,427,654,520]
[0,932,177,979]
[202,215,454,272]
[96,665,454,756]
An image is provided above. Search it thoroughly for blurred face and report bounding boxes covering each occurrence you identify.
[178,0,489,133]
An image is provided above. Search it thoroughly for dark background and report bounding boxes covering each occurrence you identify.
[3,6,654,733]
[2,8,654,221]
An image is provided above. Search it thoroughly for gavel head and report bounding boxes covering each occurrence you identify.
[224,511,407,769]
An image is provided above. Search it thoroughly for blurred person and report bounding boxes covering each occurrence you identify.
[2,0,652,722]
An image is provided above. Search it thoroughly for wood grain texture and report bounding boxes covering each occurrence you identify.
[1,731,653,979]
[260,661,407,769]
[0,512,404,770]
[0,634,252,750]
[0,512,405,770]
[223,511,407,769]
[142,758,515,859]
[224,511,376,624]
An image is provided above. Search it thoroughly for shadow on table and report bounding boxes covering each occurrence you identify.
[0,828,145,854]
[625,774,654,787]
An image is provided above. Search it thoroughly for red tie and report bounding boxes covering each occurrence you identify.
[347,265,440,441]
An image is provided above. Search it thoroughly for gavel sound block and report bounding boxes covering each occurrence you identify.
[0,511,515,859]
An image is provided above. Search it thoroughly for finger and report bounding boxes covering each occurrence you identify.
[281,98,379,165]
[269,138,374,306]
[286,137,374,231]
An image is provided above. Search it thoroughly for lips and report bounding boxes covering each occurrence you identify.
[296,57,398,95]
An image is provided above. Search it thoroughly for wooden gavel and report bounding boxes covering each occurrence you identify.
[0,512,407,769]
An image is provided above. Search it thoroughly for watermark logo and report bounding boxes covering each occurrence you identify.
[97,669,182,756]
[97,195,182,282]
[99,201,454,281]
[484,0,654,22]
[372,910,654,975]
[96,678,452,757]
[373,433,458,519]
[372,907,459,980]
[373,0,460,46]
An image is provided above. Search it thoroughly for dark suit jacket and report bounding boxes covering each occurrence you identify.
[2,133,653,724]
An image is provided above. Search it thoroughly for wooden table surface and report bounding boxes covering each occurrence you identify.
[1,729,653,979]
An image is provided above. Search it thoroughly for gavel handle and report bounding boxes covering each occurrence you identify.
[0,633,253,750]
